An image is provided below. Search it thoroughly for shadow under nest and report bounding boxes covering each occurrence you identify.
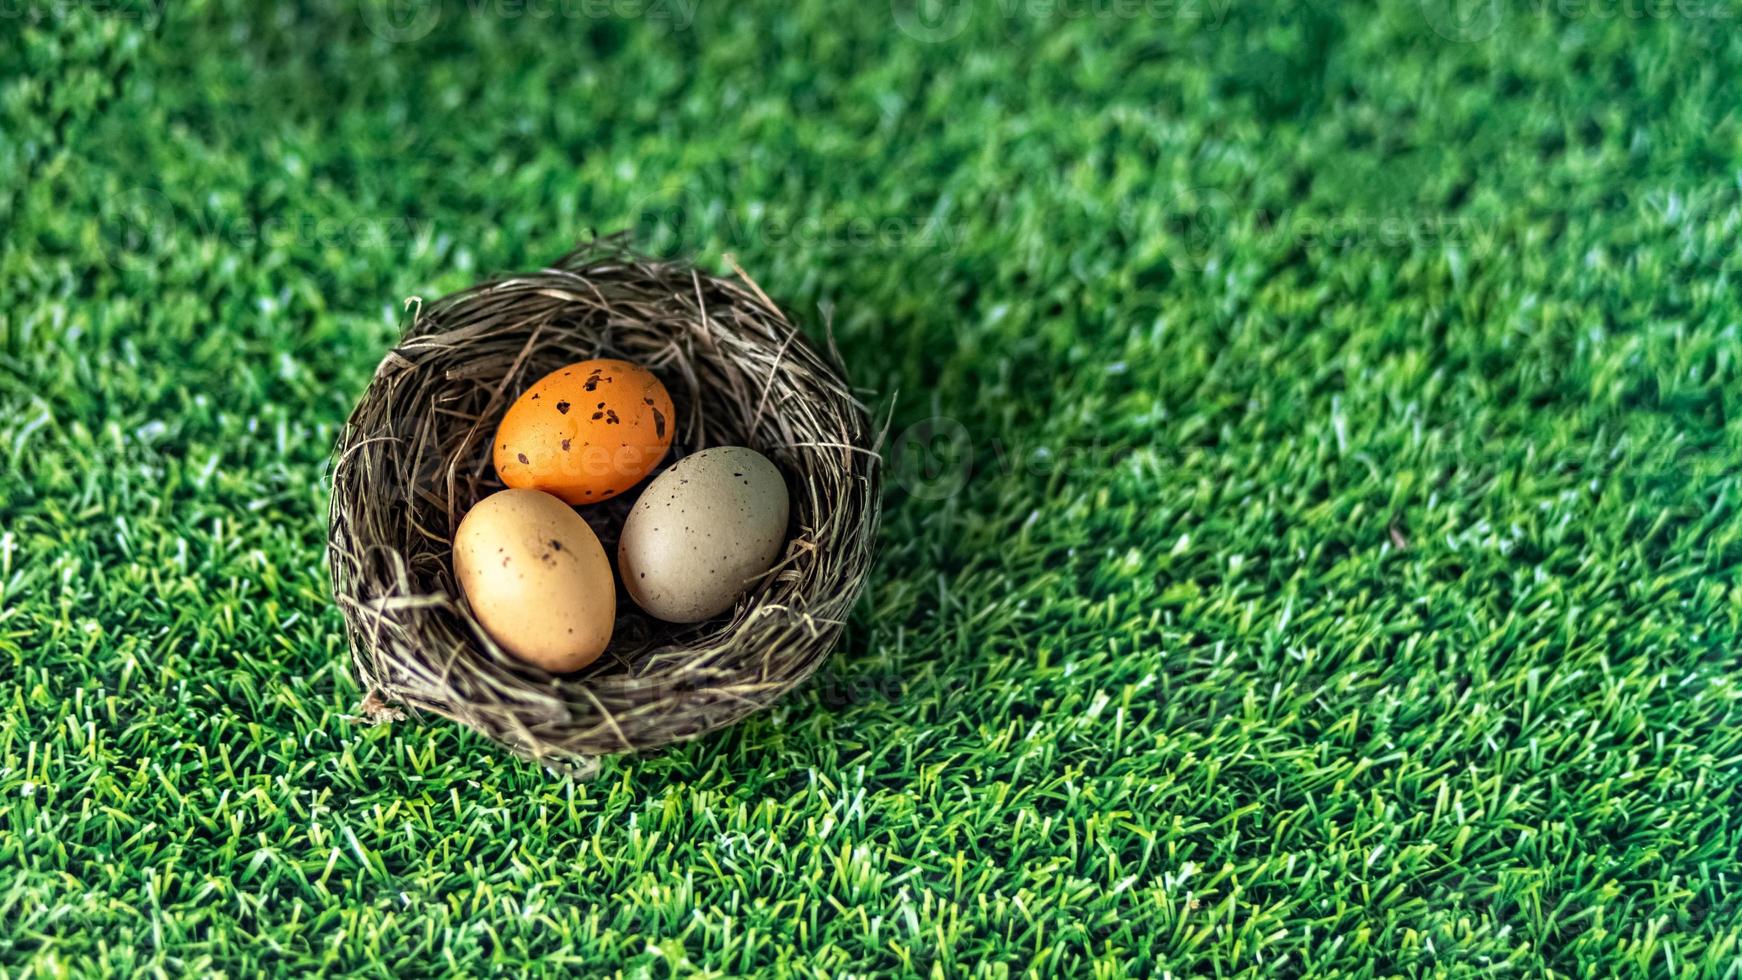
[327,238,881,770]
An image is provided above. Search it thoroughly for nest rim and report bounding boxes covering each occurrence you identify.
[326,237,881,765]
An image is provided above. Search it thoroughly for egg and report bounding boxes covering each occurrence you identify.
[493,358,675,505]
[618,446,791,623]
[452,488,615,672]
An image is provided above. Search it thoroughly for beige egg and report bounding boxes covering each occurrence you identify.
[452,488,615,672]
[618,446,790,623]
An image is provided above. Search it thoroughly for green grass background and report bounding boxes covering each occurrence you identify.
[5,0,1742,975]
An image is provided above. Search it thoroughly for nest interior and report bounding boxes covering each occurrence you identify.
[327,239,880,763]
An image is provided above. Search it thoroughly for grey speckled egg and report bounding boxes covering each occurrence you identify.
[618,446,790,623]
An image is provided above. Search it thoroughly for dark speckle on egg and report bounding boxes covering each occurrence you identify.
[517,453,529,465]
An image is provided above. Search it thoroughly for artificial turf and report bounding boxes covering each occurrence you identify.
[4,0,1742,975]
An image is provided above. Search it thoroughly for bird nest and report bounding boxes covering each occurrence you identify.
[327,238,880,772]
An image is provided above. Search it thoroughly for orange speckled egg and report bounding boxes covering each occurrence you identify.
[493,359,675,504]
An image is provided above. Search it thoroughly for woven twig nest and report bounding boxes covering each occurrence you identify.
[327,238,880,767]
